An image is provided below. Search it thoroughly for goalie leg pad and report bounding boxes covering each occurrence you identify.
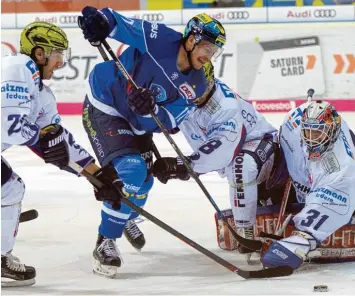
[261,231,317,269]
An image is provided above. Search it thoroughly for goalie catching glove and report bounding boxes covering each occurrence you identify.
[38,124,69,169]
[152,157,190,184]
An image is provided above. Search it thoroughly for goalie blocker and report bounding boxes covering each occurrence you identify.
[215,203,355,263]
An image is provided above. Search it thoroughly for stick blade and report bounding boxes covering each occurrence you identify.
[19,209,38,223]
[237,266,293,279]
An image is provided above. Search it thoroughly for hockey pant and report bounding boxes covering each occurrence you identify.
[226,138,276,228]
[1,157,25,255]
[82,98,154,239]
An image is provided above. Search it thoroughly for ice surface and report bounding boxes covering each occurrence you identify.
[2,113,355,295]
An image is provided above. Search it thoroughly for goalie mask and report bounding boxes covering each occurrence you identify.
[300,100,341,161]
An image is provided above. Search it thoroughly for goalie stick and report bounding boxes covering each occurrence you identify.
[98,40,263,252]
[69,160,292,279]
[19,209,38,223]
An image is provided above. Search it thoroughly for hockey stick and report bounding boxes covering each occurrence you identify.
[99,40,262,252]
[262,88,315,239]
[19,209,38,223]
[68,161,293,279]
[96,44,162,160]
[274,178,292,234]
[274,88,314,234]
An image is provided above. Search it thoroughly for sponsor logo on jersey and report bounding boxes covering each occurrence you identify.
[340,130,354,158]
[206,120,238,142]
[179,83,196,100]
[241,110,257,127]
[233,153,245,208]
[150,22,159,39]
[83,105,105,158]
[292,180,310,194]
[1,82,30,100]
[312,187,348,204]
[25,60,40,85]
[285,107,303,132]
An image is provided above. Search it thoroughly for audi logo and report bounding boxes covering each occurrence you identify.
[227,11,249,20]
[59,15,79,24]
[141,13,164,22]
[313,9,336,18]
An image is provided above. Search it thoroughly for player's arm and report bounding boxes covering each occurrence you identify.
[78,6,174,54]
[1,62,41,147]
[28,95,95,174]
[152,110,247,183]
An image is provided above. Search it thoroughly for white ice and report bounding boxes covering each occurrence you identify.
[2,113,355,295]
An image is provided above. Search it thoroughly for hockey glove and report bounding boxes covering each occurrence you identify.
[78,6,116,43]
[127,87,156,116]
[92,165,123,210]
[38,124,69,169]
[152,157,190,184]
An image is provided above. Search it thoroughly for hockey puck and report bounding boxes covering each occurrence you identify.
[314,285,328,292]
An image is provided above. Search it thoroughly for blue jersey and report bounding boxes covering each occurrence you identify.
[86,9,207,134]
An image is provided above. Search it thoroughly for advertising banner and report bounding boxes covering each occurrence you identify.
[183,7,268,24]
[1,22,354,113]
[1,13,16,29]
[14,9,182,29]
[246,36,325,100]
[268,5,355,23]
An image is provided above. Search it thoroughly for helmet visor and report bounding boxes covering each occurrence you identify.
[46,47,71,64]
[196,40,224,61]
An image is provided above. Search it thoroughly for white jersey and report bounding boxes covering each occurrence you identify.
[280,104,355,242]
[1,53,92,167]
[2,53,41,151]
[179,79,277,174]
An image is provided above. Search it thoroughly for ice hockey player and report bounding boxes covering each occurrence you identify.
[77,6,226,277]
[1,22,122,287]
[261,100,355,270]
[152,62,279,256]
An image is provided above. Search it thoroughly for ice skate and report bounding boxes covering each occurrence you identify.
[92,234,122,278]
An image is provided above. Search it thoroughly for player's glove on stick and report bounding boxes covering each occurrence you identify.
[78,6,116,43]
[127,87,156,116]
[38,124,69,169]
[91,165,123,210]
[152,157,190,184]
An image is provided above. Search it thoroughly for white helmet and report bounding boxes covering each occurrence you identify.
[300,100,341,160]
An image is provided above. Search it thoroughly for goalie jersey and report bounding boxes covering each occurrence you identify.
[179,79,277,174]
[280,104,355,242]
[1,53,93,170]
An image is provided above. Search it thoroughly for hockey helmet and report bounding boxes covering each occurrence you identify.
[184,13,226,60]
[20,21,70,62]
[300,100,341,160]
[194,61,216,106]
